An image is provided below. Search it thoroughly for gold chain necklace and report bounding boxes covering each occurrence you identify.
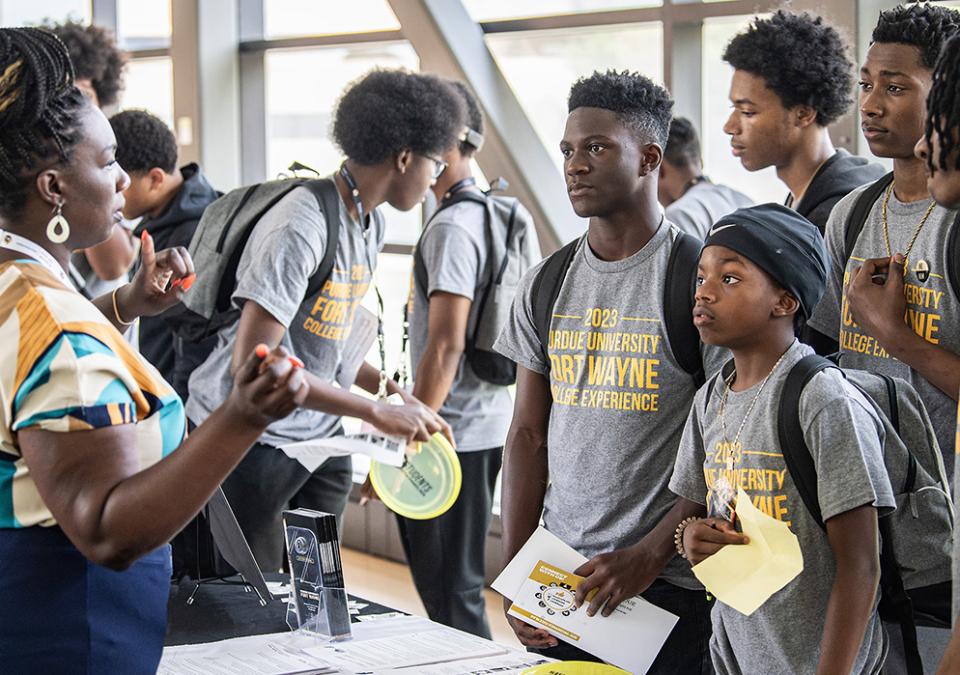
[718,347,791,471]
[881,181,937,259]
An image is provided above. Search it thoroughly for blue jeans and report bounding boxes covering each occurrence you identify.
[530,579,714,674]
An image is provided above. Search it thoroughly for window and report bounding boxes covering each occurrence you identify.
[463,0,660,22]
[264,41,420,244]
[701,14,784,204]
[116,0,170,47]
[0,0,89,26]
[120,57,174,128]
[486,22,663,169]
[263,0,399,38]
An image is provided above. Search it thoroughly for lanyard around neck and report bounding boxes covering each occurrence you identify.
[0,229,70,286]
[339,163,390,398]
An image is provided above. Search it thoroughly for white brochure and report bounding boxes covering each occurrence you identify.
[494,528,678,675]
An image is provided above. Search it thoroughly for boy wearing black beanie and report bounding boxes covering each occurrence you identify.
[670,204,895,674]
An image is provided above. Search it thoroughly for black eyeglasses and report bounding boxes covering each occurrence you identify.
[422,154,448,179]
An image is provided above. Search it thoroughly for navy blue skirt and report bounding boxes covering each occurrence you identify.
[0,526,171,674]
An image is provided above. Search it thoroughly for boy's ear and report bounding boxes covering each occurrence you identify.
[772,290,800,320]
[639,143,663,177]
[148,167,167,191]
[793,104,818,129]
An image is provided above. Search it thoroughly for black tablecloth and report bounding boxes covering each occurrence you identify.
[165,573,402,646]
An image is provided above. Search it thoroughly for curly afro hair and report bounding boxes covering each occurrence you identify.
[925,34,960,172]
[110,109,178,174]
[333,69,465,165]
[664,117,701,168]
[567,69,673,146]
[872,3,960,70]
[0,27,86,218]
[45,20,126,108]
[722,11,854,126]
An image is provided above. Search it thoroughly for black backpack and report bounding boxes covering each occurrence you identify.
[531,231,705,388]
[412,186,539,386]
[706,354,953,675]
[843,171,960,298]
[168,178,343,342]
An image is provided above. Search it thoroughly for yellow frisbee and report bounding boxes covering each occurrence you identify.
[522,662,629,675]
[368,433,461,520]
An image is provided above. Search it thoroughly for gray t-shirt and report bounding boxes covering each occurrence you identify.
[186,184,384,447]
[807,184,960,475]
[494,222,726,588]
[410,201,513,452]
[670,340,894,675]
[665,181,753,240]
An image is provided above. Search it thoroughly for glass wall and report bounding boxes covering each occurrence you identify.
[119,56,174,127]
[463,0,660,22]
[700,14,783,205]
[486,22,663,168]
[0,0,89,26]
[264,0,399,37]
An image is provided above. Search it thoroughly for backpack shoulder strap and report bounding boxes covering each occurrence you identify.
[413,190,490,299]
[532,238,581,368]
[843,172,893,268]
[664,231,705,387]
[495,199,521,285]
[947,210,960,302]
[777,353,837,530]
[301,178,341,300]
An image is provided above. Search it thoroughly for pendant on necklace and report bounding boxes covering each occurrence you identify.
[913,259,930,283]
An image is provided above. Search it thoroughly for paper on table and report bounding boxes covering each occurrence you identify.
[692,487,804,616]
[491,526,587,600]
[303,627,508,671]
[157,631,334,675]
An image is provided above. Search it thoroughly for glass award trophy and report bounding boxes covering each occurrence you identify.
[283,508,351,640]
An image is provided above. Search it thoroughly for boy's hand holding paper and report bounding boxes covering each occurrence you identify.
[692,488,804,616]
[494,528,679,675]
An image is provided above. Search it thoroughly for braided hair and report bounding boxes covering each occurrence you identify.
[0,27,85,219]
[925,33,960,172]
[872,3,960,69]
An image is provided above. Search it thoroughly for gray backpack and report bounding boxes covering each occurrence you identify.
[168,178,343,342]
[709,354,953,675]
[413,183,540,385]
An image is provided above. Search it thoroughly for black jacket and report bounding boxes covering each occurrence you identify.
[135,164,221,401]
[792,149,887,234]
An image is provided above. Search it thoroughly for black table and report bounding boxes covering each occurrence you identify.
[165,573,402,646]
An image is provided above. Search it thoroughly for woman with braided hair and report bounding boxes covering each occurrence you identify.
[0,27,309,673]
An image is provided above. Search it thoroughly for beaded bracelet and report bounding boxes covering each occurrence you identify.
[674,516,702,559]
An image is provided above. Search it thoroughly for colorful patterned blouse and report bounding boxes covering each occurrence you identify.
[0,261,186,528]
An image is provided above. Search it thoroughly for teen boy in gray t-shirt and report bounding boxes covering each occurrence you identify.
[672,204,894,675]
[494,71,723,674]
[807,6,960,476]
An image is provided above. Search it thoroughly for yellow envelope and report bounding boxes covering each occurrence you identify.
[692,487,804,616]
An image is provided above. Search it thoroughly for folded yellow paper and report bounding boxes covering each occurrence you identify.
[692,487,804,616]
